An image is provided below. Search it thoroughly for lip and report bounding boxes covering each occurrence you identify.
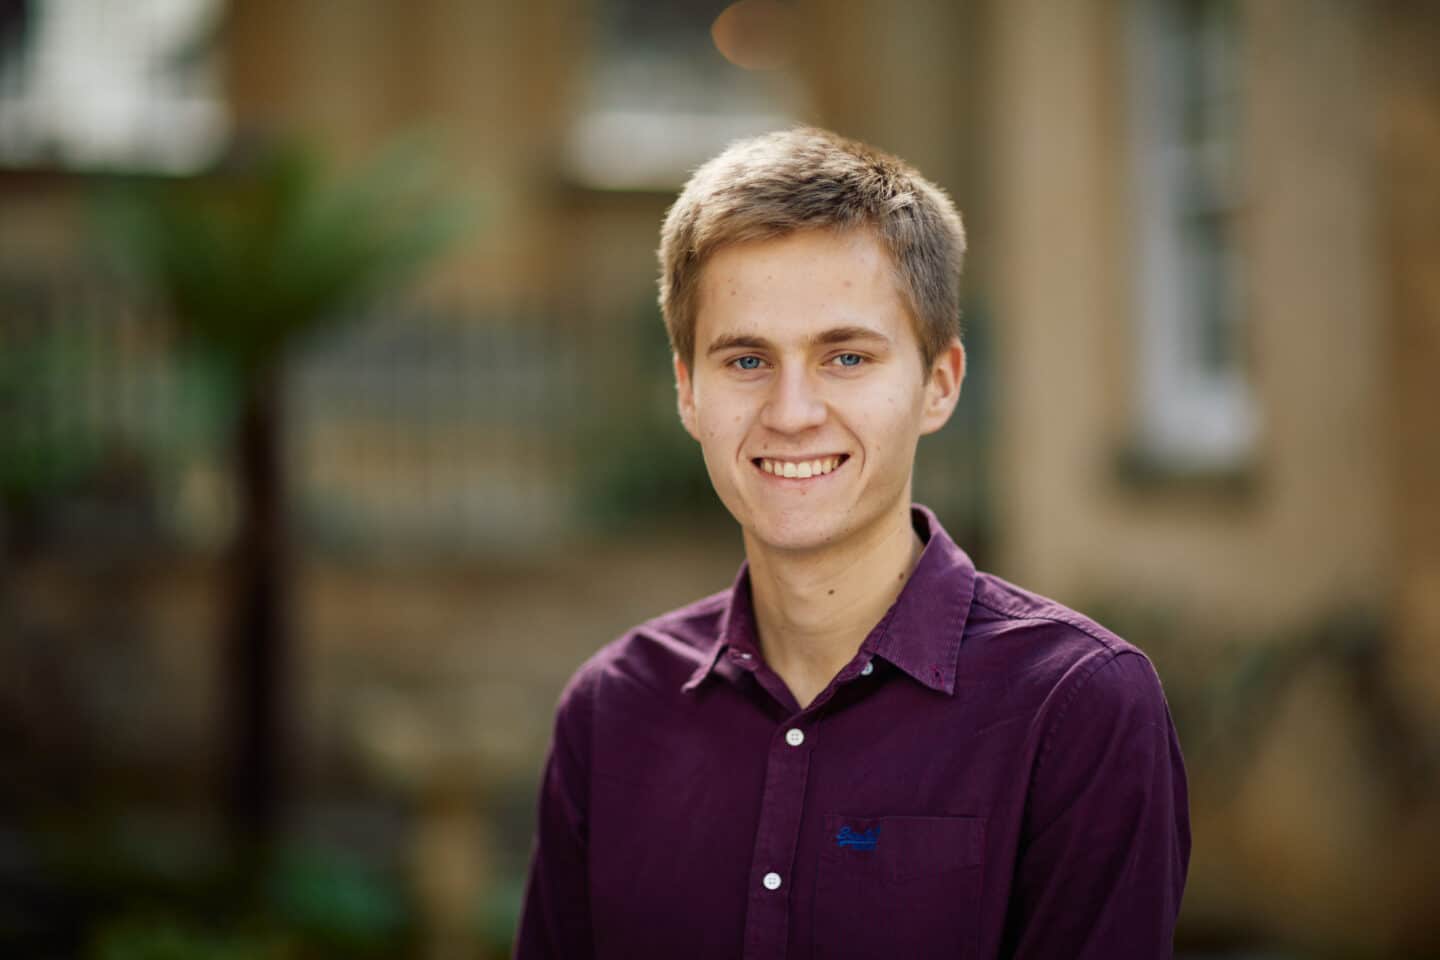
[750,453,852,482]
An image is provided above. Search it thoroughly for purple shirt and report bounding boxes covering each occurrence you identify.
[516,505,1189,959]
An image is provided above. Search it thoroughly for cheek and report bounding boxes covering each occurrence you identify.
[851,387,925,456]
[695,410,735,445]
[861,386,912,426]
[698,402,749,435]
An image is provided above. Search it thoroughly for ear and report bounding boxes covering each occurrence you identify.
[674,352,700,440]
[919,338,965,436]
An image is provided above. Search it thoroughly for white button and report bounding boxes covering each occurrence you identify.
[785,728,805,747]
[762,872,782,890]
[860,661,874,676]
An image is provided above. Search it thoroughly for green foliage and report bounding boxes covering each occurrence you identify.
[265,847,406,950]
[0,321,237,554]
[37,822,409,959]
[577,395,721,529]
[0,328,102,505]
[94,135,471,376]
[476,875,525,958]
[573,304,723,530]
[90,918,285,960]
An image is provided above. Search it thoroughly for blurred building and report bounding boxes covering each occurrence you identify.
[2,0,1438,956]
[982,3,1439,949]
[989,0,1436,673]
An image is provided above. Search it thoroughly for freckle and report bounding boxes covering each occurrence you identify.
[828,589,835,595]
[897,572,905,581]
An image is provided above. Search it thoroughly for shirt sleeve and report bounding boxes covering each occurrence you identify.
[1003,650,1191,959]
[514,670,596,959]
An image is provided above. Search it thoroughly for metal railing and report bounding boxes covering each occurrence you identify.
[2,271,993,557]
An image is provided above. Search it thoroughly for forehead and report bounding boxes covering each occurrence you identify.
[695,228,917,346]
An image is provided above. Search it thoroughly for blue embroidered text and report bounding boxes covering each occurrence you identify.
[835,825,880,851]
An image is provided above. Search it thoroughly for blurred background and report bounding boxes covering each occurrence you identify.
[1,0,1437,957]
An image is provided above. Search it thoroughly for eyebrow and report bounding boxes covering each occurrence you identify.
[705,325,893,357]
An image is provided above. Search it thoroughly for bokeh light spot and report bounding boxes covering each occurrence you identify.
[711,0,795,71]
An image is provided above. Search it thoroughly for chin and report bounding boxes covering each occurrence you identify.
[740,508,853,554]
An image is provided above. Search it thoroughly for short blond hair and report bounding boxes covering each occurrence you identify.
[658,126,966,368]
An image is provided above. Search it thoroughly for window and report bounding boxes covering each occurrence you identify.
[564,0,805,191]
[0,0,228,173]
[1127,0,1256,471]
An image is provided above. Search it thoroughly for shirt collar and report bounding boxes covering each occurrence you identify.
[681,564,757,692]
[682,504,977,695]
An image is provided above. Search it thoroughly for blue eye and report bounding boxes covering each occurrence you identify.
[734,356,763,370]
[834,353,864,367]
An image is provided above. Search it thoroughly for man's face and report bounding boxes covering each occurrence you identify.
[675,227,964,554]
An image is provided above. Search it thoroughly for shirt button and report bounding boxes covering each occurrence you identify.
[860,661,874,676]
[784,728,805,747]
[762,872,782,890]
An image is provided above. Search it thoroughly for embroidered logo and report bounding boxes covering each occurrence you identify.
[835,825,880,851]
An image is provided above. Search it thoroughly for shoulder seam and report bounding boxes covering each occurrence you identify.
[970,596,1123,654]
[1033,649,1147,780]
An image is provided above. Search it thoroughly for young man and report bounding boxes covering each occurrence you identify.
[516,127,1189,959]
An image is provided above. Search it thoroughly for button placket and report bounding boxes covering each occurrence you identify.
[741,718,814,960]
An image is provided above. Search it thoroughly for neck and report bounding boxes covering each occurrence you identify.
[744,500,923,708]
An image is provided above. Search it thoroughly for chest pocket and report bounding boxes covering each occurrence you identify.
[811,814,985,960]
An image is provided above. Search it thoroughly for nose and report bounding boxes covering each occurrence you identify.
[759,365,827,435]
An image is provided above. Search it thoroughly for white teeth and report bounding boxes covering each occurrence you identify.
[758,456,845,477]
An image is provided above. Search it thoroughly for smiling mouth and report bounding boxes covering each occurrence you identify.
[752,454,850,479]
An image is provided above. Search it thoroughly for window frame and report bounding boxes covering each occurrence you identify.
[1125,0,1257,474]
